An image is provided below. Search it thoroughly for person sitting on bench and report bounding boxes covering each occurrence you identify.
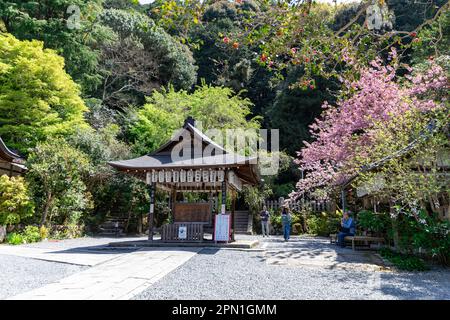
[337,211,355,248]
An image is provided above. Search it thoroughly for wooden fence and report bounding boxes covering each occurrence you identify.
[264,198,333,213]
[161,222,204,242]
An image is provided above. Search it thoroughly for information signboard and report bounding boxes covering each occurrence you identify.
[214,214,231,242]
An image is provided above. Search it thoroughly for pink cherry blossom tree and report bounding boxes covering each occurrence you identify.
[291,55,448,200]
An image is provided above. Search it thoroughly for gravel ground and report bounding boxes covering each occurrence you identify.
[135,248,450,300]
[0,254,87,299]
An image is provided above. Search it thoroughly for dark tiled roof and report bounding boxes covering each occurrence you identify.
[108,120,259,185]
[0,137,23,163]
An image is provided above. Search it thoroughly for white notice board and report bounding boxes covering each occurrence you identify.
[214,214,231,242]
[178,226,187,240]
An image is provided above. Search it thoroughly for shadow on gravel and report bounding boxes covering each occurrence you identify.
[49,245,206,255]
[258,237,386,271]
[48,246,139,255]
[377,269,450,299]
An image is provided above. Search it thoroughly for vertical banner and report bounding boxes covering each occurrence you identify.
[148,182,156,241]
[221,181,226,214]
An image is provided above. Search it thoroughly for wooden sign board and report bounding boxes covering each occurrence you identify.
[214,214,231,242]
[174,203,211,223]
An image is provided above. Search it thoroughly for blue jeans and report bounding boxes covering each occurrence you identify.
[283,224,290,240]
[261,221,270,236]
[337,231,354,247]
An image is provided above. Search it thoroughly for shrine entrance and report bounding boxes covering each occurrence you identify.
[109,117,259,243]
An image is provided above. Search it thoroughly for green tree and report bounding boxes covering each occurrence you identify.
[0,0,113,93]
[98,8,197,111]
[26,139,92,226]
[68,125,145,226]
[0,175,34,226]
[129,83,261,154]
[0,33,88,153]
[189,0,275,115]
[242,185,272,215]
[412,7,450,64]
[267,68,339,155]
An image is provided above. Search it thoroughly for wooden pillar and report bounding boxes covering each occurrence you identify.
[170,188,177,222]
[221,181,226,214]
[231,189,236,242]
[148,182,156,241]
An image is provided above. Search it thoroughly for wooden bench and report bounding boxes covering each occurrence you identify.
[330,234,384,251]
[346,236,384,251]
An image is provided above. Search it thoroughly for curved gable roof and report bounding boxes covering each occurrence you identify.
[0,137,23,163]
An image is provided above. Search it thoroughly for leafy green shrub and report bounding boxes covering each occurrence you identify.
[22,226,41,243]
[380,248,428,271]
[357,210,388,234]
[292,223,303,235]
[305,212,340,236]
[50,224,84,240]
[306,214,328,236]
[0,175,34,226]
[7,232,24,245]
[64,224,84,239]
[409,215,450,266]
[391,210,450,266]
[270,214,282,234]
[39,226,49,240]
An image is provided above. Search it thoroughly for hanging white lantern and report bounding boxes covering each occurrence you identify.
[195,170,202,182]
[151,170,158,183]
[146,172,151,184]
[158,170,165,183]
[187,170,194,182]
[165,170,172,183]
[180,169,186,182]
[218,170,225,182]
[173,170,180,183]
[210,170,217,182]
[202,170,209,182]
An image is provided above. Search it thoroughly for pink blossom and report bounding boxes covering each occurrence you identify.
[292,60,448,198]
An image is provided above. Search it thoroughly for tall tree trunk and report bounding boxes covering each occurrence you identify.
[40,193,52,227]
[137,215,142,234]
[390,200,400,251]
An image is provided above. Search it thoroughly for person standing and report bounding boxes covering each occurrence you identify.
[260,205,270,237]
[281,206,292,241]
[337,211,356,248]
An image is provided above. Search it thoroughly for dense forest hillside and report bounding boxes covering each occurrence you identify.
[0,0,448,254]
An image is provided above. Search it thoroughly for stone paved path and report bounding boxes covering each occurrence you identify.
[8,248,201,300]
